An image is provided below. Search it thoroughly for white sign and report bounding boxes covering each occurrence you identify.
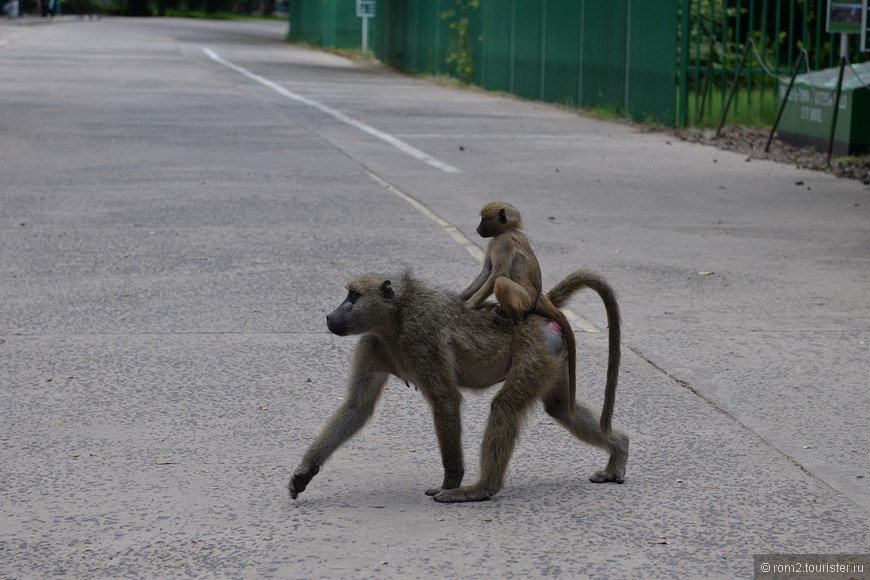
[356,0,375,18]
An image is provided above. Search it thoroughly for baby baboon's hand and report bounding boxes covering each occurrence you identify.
[289,464,319,499]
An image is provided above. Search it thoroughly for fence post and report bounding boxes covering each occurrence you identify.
[765,50,808,152]
[716,40,752,136]
[826,33,849,167]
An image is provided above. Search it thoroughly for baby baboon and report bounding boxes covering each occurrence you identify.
[289,270,626,503]
[459,202,591,428]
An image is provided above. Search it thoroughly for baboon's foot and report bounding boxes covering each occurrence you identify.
[432,484,498,503]
[289,464,319,499]
[589,469,625,484]
[589,433,628,484]
[425,469,464,496]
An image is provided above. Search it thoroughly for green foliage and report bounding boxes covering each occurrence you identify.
[442,0,479,84]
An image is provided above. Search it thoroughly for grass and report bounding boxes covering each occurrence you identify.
[684,85,781,128]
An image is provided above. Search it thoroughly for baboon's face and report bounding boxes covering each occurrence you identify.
[476,214,499,238]
[326,276,395,336]
[477,202,517,238]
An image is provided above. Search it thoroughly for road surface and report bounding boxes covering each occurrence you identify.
[1,17,868,579]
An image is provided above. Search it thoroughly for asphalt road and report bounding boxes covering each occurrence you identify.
[1,17,868,579]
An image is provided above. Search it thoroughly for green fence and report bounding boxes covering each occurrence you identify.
[373,0,679,126]
[290,0,678,125]
[679,0,866,127]
[288,0,867,128]
[288,0,360,48]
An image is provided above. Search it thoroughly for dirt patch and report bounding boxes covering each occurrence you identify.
[675,126,870,185]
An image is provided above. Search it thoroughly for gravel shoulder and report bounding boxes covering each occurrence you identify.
[676,125,870,185]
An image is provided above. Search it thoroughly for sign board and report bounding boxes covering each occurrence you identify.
[356,0,375,18]
[828,0,864,33]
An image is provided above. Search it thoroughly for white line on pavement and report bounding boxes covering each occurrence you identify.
[203,48,461,174]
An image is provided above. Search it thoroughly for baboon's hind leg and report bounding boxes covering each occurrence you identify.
[494,276,535,319]
[542,382,628,484]
[433,380,538,503]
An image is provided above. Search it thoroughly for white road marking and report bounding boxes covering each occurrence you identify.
[203,48,461,174]
[365,171,483,261]
[365,171,600,333]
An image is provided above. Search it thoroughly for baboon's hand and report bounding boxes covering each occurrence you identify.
[289,464,320,499]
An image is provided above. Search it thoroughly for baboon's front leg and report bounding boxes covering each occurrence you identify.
[458,262,491,302]
[423,389,465,496]
[289,337,390,499]
[467,275,496,308]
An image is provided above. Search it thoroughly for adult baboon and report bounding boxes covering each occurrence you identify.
[289,270,626,503]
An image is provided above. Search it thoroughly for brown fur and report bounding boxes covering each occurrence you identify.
[289,270,626,502]
[458,202,590,428]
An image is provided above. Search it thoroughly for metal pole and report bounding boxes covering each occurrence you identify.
[698,35,716,124]
[826,33,848,167]
[716,41,752,137]
[362,15,369,53]
[765,51,807,153]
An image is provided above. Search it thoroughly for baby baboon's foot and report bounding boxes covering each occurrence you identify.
[589,470,625,484]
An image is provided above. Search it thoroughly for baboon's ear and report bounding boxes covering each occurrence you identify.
[380,280,395,301]
[498,208,507,224]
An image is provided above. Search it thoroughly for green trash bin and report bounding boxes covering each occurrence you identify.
[776,62,870,156]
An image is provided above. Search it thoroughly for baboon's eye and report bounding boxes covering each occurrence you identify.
[347,290,361,304]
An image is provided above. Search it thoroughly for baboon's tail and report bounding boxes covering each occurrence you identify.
[547,270,621,434]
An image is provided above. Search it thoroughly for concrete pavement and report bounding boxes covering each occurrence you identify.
[1,17,867,579]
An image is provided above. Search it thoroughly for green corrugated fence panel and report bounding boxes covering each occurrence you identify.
[542,0,581,106]
[293,0,679,126]
[476,0,512,92]
[511,0,544,100]
[405,0,423,72]
[409,0,449,75]
[372,0,405,67]
[626,2,678,124]
[581,1,628,113]
[289,0,360,49]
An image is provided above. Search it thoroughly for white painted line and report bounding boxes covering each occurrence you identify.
[365,171,481,261]
[365,171,600,333]
[203,48,460,174]
[564,308,600,334]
